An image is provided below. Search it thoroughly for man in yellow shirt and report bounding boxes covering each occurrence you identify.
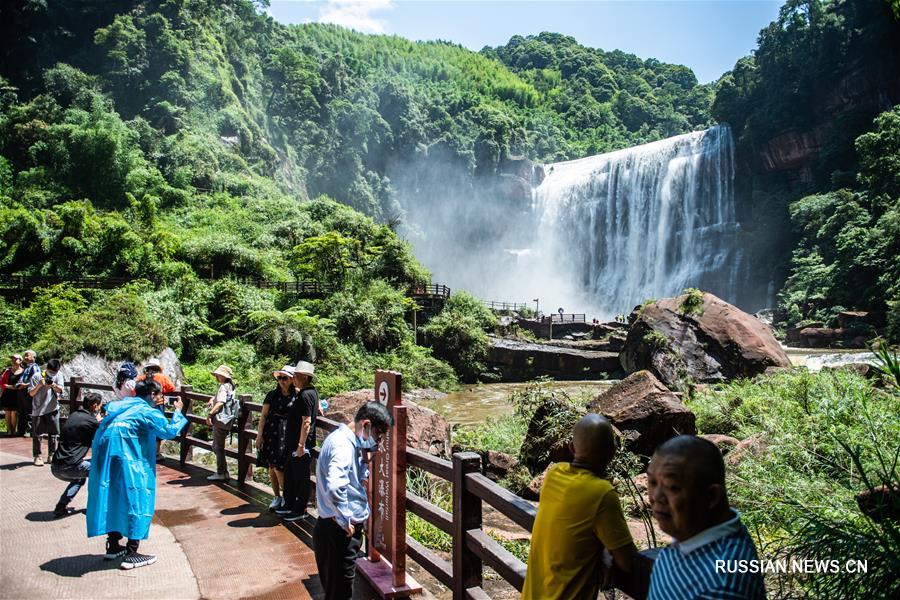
[523,413,640,599]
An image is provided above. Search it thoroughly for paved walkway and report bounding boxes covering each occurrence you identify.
[0,437,322,600]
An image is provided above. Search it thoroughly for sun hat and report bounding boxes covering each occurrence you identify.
[273,365,295,378]
[145,358,163,370]
[294,361,315,378]
[211,364,234,380]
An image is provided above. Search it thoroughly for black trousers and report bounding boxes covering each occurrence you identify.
[313,517,363,600]
[108,532,140,552]
[283,453,312,514]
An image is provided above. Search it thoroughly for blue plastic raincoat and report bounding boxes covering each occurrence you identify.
[86,396,188,540]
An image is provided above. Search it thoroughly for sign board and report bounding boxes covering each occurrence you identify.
[370,370,401,560]
[360,370,420,597]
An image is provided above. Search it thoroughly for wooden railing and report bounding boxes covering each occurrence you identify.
[57,377,646,599]
[485,301,528,312]
[0,276,451,302]
[539,313,587,324]
[408,283,451,299]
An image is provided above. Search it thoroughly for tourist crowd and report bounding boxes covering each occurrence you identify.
[3,350,766,599]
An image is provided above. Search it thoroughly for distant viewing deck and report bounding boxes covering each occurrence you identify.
[0,276,452,302]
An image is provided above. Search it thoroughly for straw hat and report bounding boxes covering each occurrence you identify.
[294,361,315,378]
[272,365,295,378]
[211,364,234,380]
[145,358,163,370]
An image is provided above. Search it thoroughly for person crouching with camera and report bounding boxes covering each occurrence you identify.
[51,392,102,517]
[28,358,64,466]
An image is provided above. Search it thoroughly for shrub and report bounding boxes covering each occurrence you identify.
[20,284,87,343]
[423,291,498,382]
[35,286,168,360]
[687,369,900,540]
[327,279,413,353]
[678,287,705,316]
[453,413,527,456]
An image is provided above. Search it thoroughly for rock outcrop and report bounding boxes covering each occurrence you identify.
[61,348,184,404]
[488,337,620,382]
[588,371,696,457]
[620,292,790,389]
[324,389,451,456]
[699,434,740,455]
[725,434,768,467]
[519,397,578,475]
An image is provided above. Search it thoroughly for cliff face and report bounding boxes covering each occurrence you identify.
[754,63,900,183]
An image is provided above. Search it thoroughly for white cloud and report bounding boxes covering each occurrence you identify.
[318,0,395,33]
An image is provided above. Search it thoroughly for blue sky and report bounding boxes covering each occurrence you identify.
[268,1,782,83]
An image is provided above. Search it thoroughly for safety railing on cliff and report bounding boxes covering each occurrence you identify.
[485,301,528,312]
[539,313,587,324]
[55,376,647,600]
[0,276,451,302]
[407,283,451,300]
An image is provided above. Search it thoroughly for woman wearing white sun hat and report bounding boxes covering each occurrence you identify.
[206,364,236,482]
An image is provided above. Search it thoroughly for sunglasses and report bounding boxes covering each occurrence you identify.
[276,375,291,381]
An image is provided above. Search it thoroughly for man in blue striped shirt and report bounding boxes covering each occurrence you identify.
[314,401,394,600]
[647,436,765,600]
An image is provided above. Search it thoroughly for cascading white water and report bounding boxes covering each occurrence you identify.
[531,124,740,316]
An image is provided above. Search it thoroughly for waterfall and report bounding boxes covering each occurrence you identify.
[531,124,740,316]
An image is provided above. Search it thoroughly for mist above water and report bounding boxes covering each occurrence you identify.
[397,125,744,319]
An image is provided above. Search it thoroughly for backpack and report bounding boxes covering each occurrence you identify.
[214,383,238,428]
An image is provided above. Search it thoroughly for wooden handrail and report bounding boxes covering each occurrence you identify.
[0,276,452,301]
[464,472,536,532]
[465,529,526,591]
[407,491,453,535]
[407,447,453,480]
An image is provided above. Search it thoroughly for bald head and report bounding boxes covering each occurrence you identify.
[571,414,617,470]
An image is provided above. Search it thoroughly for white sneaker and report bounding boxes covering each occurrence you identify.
[268,496,283,510]
[33,456,44,467]
[207,473,226,481]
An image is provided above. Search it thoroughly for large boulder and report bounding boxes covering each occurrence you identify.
[588,371,696,457]
[620,292,790,389]
[324,389,451,456]
[60,348,184,404]
[519,397,578,475]
[487,337,620,382]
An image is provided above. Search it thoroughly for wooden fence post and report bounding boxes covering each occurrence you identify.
[178,385,193,466]
[68,376,83,415]
[236,393,253,488]
[452,452,483,600]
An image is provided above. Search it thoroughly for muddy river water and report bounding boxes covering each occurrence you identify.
[415,347,876,427]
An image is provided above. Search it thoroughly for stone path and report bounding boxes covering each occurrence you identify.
[0,436,322,600]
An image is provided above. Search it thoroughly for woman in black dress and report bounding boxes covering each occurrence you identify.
[1,354,25,436]
[256,365,295,511]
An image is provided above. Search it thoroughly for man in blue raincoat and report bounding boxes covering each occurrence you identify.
[86,378,187,570]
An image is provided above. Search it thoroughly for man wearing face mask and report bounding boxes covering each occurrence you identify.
[313,401,394,600]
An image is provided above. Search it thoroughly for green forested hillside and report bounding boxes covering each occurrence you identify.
[484,32,713,156]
